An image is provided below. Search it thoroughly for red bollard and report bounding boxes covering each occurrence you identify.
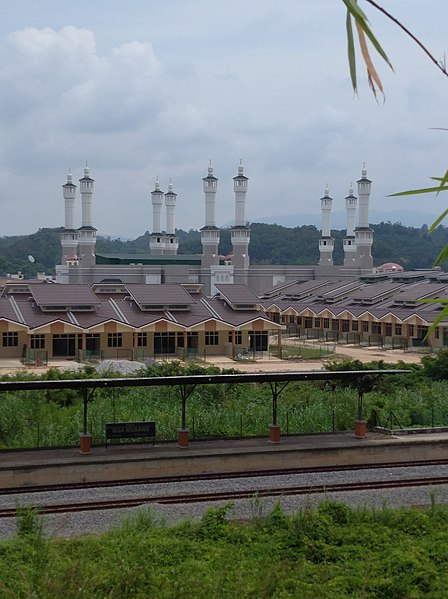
[177,428,189,448]
[354,420,367,438]
[79,433,92,454]
[269,424,281,443]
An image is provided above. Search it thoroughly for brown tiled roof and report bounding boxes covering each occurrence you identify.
[30,284,100,307]
[214,284,260,305]
[124,284,194,307]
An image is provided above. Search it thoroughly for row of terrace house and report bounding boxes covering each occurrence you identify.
[260,270,448,350]
[0,282,282,363]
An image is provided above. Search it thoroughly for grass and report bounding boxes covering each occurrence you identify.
[270,343,335,359]
[1,500,448,597]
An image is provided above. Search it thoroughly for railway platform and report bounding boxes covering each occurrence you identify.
[2,430,448,489]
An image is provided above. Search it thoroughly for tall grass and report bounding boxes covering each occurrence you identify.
[1,368,448,448]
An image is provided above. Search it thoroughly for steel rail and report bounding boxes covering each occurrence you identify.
[1,475,447,518]
[1,458,448,496]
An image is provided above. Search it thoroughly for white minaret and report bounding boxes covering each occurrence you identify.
[230,160,250,273]
[343,183,357,266]
[354,164,373,270]
[77,163,97,268]
[164,179,178,255]
[201,161,220,269]
[60,169,78,265]
[318,185,334,266]
[150,177,165,255]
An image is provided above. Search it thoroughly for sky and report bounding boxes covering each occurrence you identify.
[0,0,447,238]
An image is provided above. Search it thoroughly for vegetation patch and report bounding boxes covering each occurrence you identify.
[1,500,448,597]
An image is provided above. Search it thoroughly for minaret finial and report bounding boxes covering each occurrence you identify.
[208,160,213,176]
[155,175,160,191]
[324,184,329,197]
[362,162,367,178]
[349,182,353,195]
[238,159,244,175]
[168,178,173,192]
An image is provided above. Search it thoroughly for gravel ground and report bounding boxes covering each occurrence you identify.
[1,464,447,540]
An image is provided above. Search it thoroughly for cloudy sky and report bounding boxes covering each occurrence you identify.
[1,1,447,238]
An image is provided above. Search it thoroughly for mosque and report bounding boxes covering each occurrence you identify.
[2,163,448,362]
[56,162,375,295]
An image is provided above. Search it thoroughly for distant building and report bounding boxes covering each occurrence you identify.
[56,163,375,295]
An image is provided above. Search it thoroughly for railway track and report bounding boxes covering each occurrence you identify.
[3,458,448,496]
[1,474,448,519]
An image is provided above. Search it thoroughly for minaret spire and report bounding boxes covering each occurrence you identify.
[77,162,96,267]
[231,161,250,278]
[60,168,78,265]
[318,185,334,267]
[343,183,358,266]
[201,160,220,274]
[164,178,178,255]
[354,164,374,270]
[150,176,165,255]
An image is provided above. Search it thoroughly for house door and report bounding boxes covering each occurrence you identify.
[52,334,77,357]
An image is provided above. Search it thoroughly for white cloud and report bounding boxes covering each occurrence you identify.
[0,2,447,239]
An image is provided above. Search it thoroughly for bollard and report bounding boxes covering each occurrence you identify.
[79,433,92,454]
[269,424,281,444]
[177,428,189,448]
[354,419,367,439]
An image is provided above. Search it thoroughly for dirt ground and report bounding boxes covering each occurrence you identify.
[0,342,424,376]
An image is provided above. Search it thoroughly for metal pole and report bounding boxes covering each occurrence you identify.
[83,389,88,435]
[357,378,364,421]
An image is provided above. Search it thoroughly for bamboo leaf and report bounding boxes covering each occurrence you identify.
[342,0,393,71]
[417,298,448,304]
[346,10,357,93]
[428,208,448,233]
[422,304,448,340]
[435,168,448,195]
[388,186,448,197]
[433,242,448,265]
[355,22,383,98]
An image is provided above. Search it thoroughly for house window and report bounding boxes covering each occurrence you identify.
[408,324,415,337]
[304,317,313,329]
[435,327,440,339]
[314,318,321,329]
[395,324,402,336]
[323,318,330,329]
[205,332,219,346]
[417,325,428,339]
[30,334,45,349]
[108,333,122,348]
[289,315,296,324]
[384,323,392,336]
[372,322,381,335]
[228,331,243,344]
[362,321,369,333]
[351,321,359,332]
[297,317,303,326]
[331,319,339,331]
[137,333,147,347]
[342,319,350,332]
[2,332,18,347]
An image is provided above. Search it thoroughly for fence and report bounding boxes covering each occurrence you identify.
[0,369,410,450]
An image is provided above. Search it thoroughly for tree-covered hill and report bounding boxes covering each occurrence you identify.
[1,221,447,278]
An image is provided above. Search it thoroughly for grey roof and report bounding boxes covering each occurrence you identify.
[214,284,260,305]
[124,284,194,307]
[30,284,101,307]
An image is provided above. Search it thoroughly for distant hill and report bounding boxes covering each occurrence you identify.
[0,221,447,278]
[253,209,440,229]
